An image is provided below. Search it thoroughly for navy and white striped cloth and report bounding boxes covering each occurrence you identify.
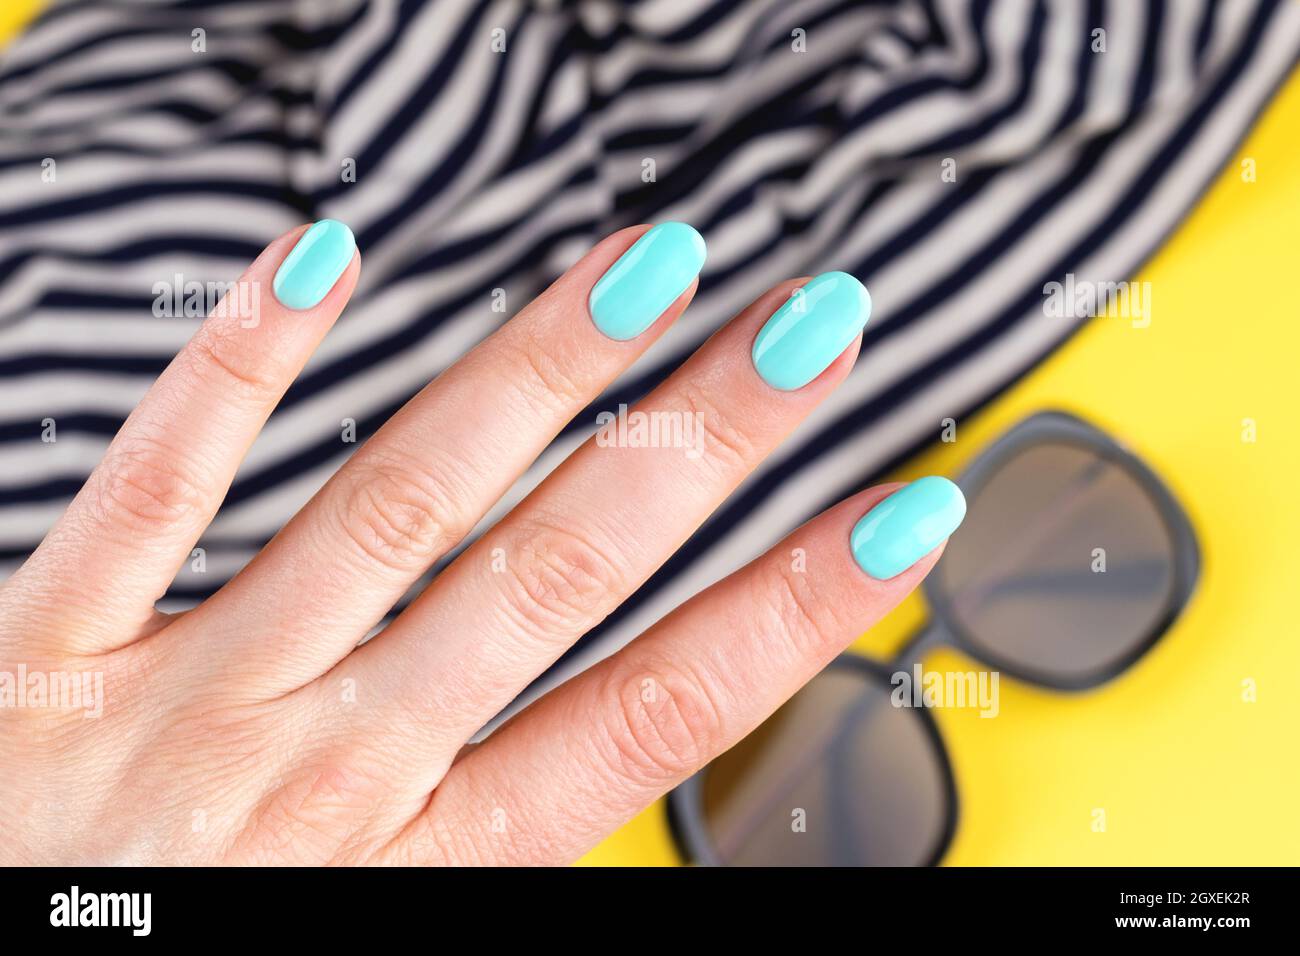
[2,0,1298,705]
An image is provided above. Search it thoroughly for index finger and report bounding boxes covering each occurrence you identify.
[8,221,359,656]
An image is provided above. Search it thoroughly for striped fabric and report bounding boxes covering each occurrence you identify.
[2,0,1298,707]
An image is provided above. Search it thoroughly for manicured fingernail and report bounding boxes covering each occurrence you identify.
[851,477,966,580]
[273,219,356,310]
[589,222,707,340]
[751,271,871,390]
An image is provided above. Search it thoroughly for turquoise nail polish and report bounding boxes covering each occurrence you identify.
[272,219,356,310]
[589,222,706,340]
[751,271,871,390]
[851,476,966,580]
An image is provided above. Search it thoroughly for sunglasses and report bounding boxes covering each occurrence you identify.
[668,411,1200,866]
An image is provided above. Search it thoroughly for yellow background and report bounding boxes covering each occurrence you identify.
[0,2,43,46]
[3,5,1295,866]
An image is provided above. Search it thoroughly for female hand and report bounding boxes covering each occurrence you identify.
[0,221,964,865]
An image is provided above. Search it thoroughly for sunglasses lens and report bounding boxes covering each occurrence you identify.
[692,664,950,866]
[936,441,1177,683]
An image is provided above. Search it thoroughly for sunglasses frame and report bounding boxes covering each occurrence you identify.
[668,653,959,867]
[668,409,1201,866]
[925,410,1201,691]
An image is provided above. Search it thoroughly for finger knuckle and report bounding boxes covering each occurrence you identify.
[594,659,728,787]
[186,323,283,403]
[239,761,388,865]
[336,457,468,575]
[677,383,757,477]
[96,436,208,532]
[498,520,624,635]
[507,334,588,415]
[756,560,846,658]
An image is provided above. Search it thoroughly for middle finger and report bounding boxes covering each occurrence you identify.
[340,270,872,789]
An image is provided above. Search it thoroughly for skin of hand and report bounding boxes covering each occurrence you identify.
[0,223,960,866]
